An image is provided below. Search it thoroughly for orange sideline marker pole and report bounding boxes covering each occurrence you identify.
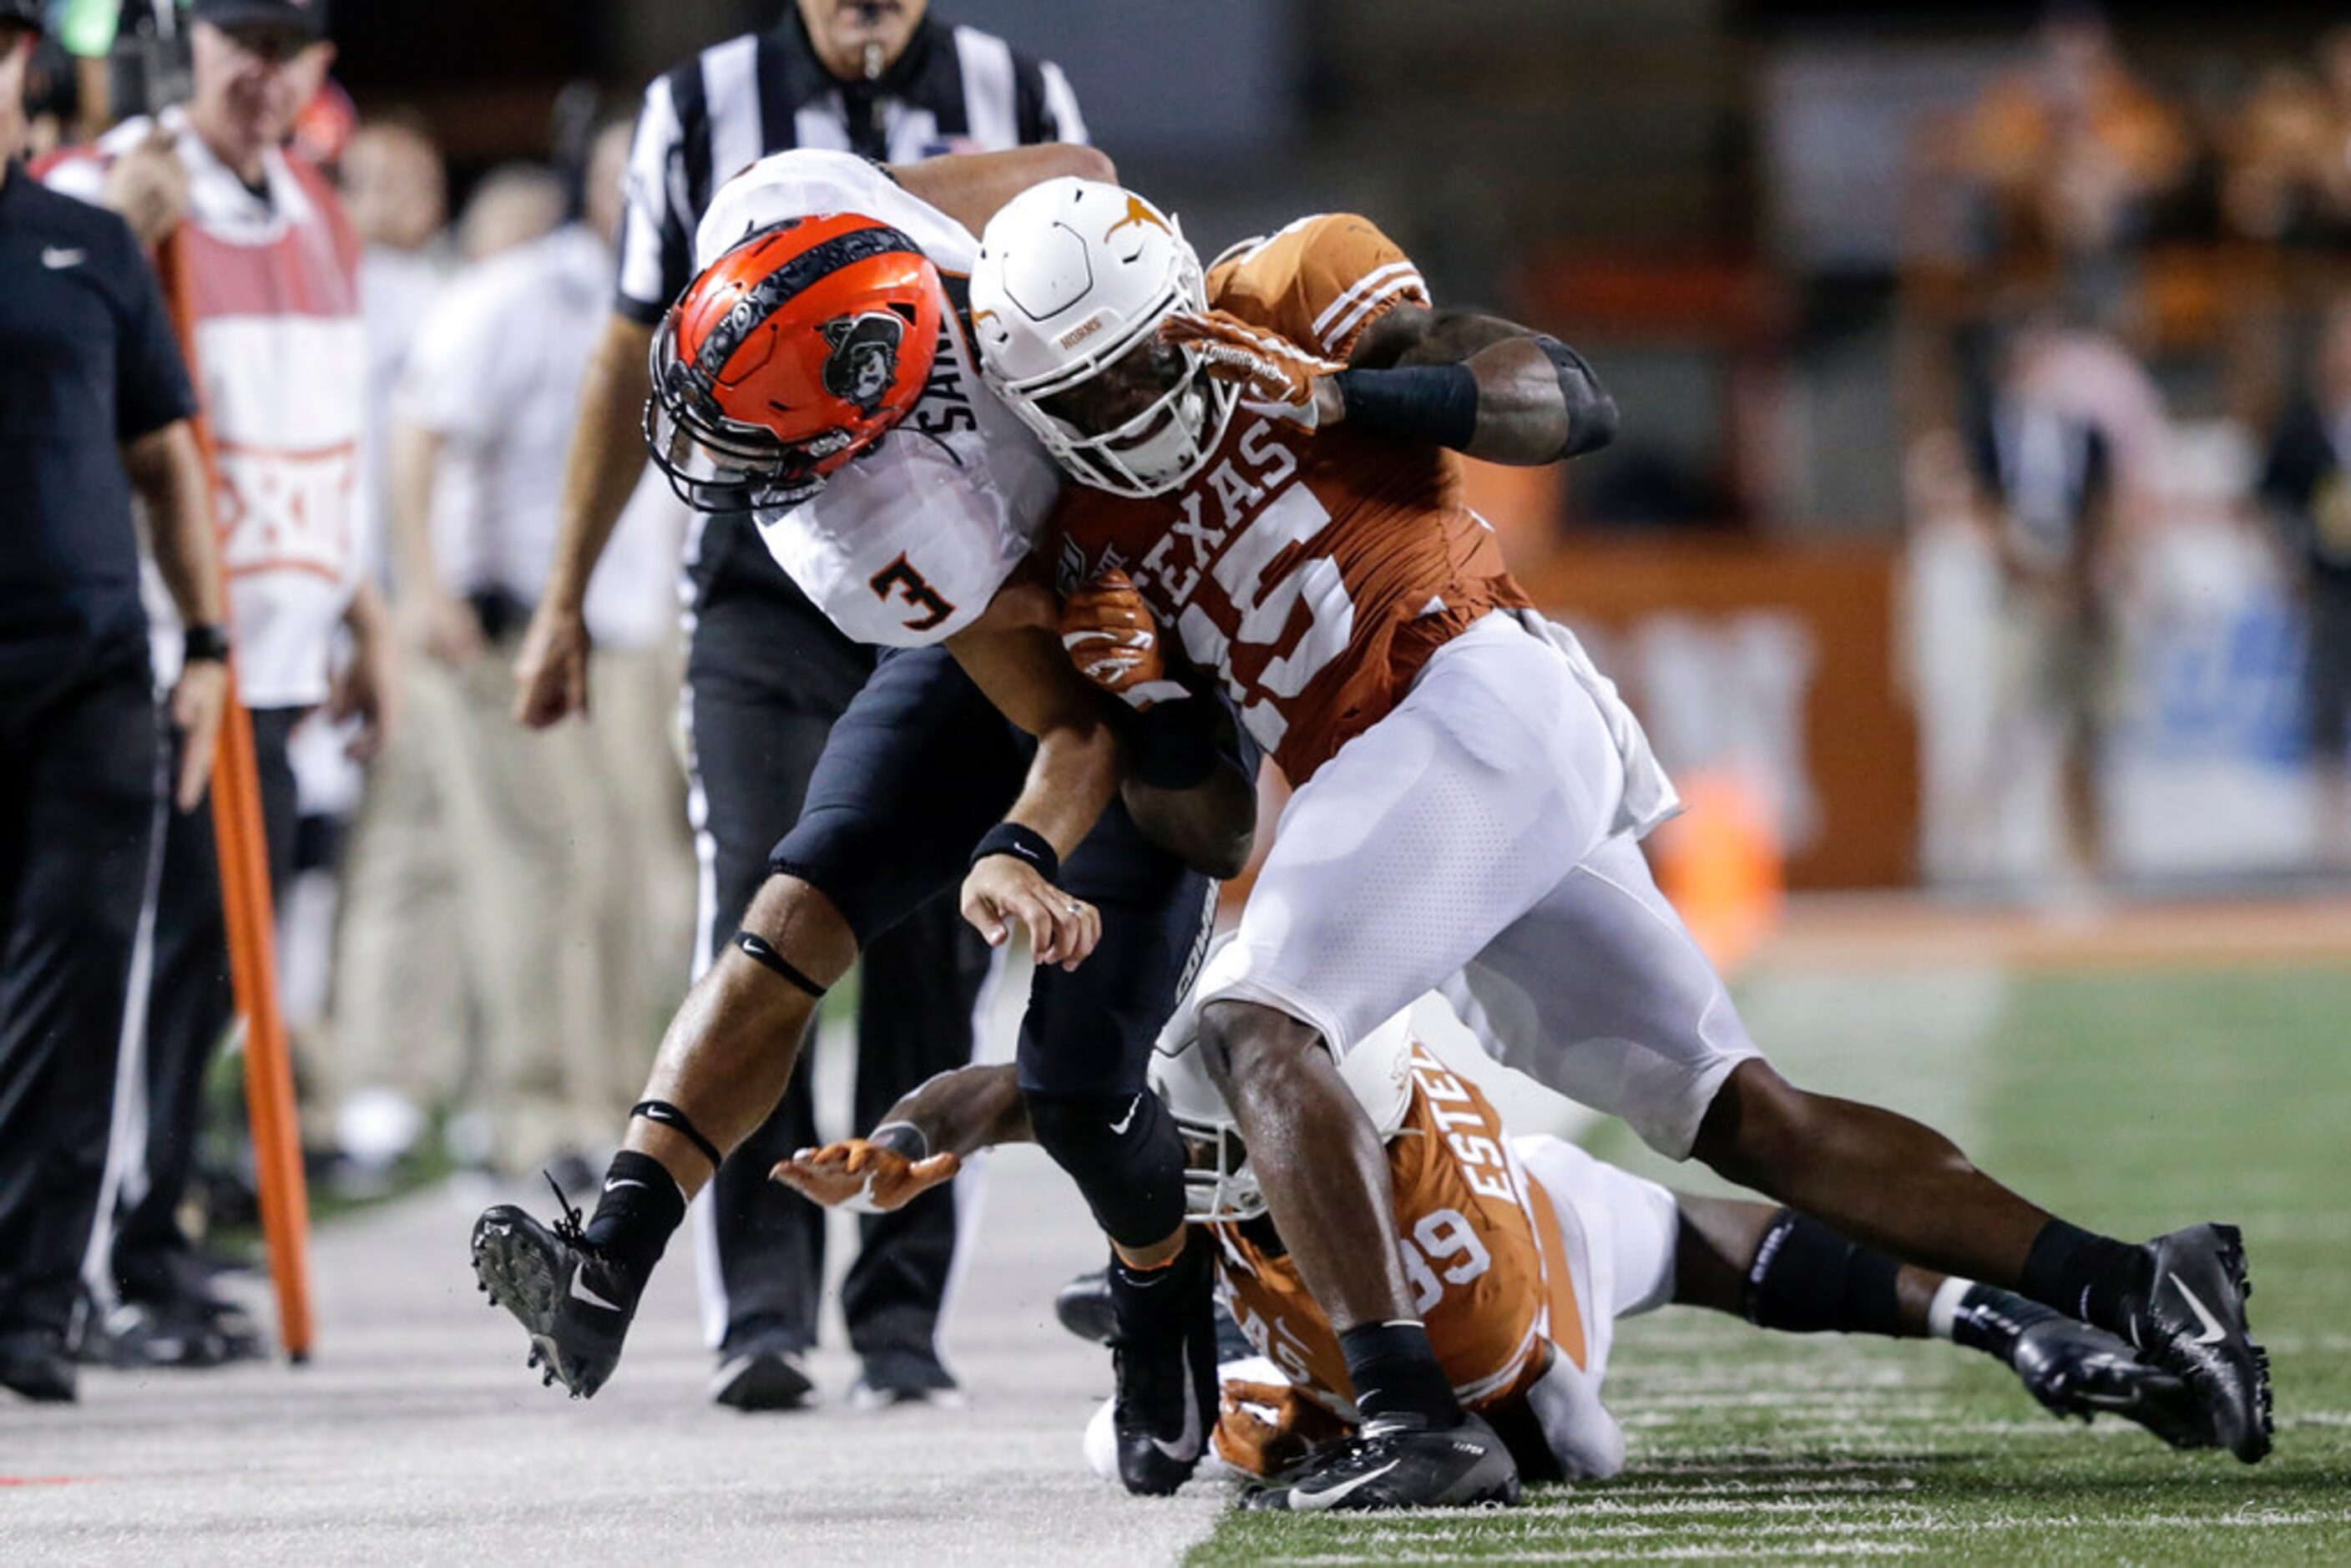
[159,230,316,1363]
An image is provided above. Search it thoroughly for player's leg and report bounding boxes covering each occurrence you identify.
[1209,615,1624,1510]
[1670,1186,2197,1441]
[471,646,1019,1399]
[1453,831,2271,1460]
[1020,809,1215,1494]
[685,654,840,1411]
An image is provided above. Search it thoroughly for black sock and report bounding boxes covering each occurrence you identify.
[2020,1219,2151,1335]
[1947,1282,2065,1366]
[1339,1320,1462,1429]
[1742,1211,1906,1338]
[579,1151,686,1283]
[1107,1234,1210,1342]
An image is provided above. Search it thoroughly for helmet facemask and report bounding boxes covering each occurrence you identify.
[644,314,857,515]
[988,220,1237,499]
[1172,1104,1265,1223]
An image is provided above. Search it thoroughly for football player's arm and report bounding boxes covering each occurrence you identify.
[947,569,1120,968]
[886,144,1116,236]
[770,1063,1032,1211]
[1116,697,1256,882]
[1330,303,1619,466]
[1060,570,1256,879]
[1170,300,1615,467]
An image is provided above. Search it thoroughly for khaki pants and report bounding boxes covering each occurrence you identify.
[327,670,468,1132]
[332,635,690,1172]
[576,642,695,1118]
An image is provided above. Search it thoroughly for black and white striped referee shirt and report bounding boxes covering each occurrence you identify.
[614,10,1087,325]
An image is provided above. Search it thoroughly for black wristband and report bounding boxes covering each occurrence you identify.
[1123,697,1221,792]
[182,624,231,664]
[1332,363,1479,450]
[969,821,1059,885]
[866,1120,930,1160]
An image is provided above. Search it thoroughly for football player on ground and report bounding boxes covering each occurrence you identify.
[469,146,1256,1495]
[776,947,2200,1499]
[957,177,2269,1507]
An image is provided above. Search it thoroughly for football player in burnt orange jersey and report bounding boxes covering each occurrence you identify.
[775,955,2199,1497]
[958,177,2270,1506]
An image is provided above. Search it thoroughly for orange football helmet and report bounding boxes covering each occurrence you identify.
[646,211,946,513]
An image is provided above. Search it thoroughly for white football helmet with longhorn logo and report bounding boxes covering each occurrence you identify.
[968,176,1238,498]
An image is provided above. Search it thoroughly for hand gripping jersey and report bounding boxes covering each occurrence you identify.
[693,151,1062,647]
[1213,1042,1591,1419]
[1046,215,1532,780]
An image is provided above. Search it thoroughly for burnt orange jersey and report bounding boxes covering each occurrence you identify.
[1214,1043,1589,1419]
[1047,215,1530,781]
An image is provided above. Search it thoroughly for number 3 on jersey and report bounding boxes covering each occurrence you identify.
[869,553,957,634]
[1173,484,1356,755]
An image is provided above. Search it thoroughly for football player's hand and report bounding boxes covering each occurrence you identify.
[1160,309,1343,429]
[513,600,592,727]
[1061,569,1189,711]
[771,1139,962,1214]
[1214,1378,1351,1479]
[961,852,1100,969]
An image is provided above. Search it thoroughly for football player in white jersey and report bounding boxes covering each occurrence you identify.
[471,147,1254,1495]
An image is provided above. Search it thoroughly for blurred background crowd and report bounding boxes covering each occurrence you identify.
[8,0,2348,1373]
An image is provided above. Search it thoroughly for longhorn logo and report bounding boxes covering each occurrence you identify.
[1103,194,1171,245]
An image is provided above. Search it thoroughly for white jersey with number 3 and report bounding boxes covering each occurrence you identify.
[693,151,1060,647]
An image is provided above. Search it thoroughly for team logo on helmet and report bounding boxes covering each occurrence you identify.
[820,311,908,415]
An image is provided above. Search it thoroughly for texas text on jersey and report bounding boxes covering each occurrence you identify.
[691,149,1061,649]
[1047,215,1531,780]
[1214,1042,1589,1419]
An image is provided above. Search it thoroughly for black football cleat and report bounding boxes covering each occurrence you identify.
[2010,1315,2204,1449]
[469,1182,641,1401]
[1108,1242,1220,1496]
[1054,1268,1115,1346]
[1244,1414,1522,1512]
[2122,1223,2273,1464]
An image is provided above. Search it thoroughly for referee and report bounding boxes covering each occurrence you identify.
[0,0,226,1403]
[511,0,1087,1410]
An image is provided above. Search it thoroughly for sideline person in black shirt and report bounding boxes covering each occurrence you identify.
[0,1,229,1404]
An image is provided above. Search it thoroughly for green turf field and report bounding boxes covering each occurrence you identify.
[1192,963,2351,1565]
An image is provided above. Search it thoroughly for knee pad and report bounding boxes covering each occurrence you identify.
[1025,1089,1186,1251]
